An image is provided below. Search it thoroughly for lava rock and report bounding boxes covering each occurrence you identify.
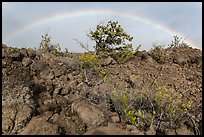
[71,99,106,128]
[18,112,60,135]
[176,126,194,135]
[40,68,54,80]
[84,126,131,135]
[22,57,33,67]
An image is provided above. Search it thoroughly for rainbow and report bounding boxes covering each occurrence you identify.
[5,8,197,48]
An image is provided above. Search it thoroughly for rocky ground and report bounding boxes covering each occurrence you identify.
[2,43,202,135]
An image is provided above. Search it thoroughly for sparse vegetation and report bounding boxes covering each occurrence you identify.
[109,45,132,64]
[170,35,190,48]
[39,33,61,56]
[111,80,194,132]
[2,18,202,135]
[37,25,196,133]
[79,52,108,79]
[149,44,166,64]
[80,52,100,69]
[149,35,191,64]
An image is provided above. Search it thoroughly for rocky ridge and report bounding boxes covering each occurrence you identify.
[2,44,202,135]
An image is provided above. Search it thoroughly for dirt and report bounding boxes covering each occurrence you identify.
[2,44,202,135]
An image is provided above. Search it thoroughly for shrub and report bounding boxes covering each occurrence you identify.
[88,20,142,64]
[88,21,133,53]
[74,20,141,64]
[111,80,194,131]
[80,53,100,69]
[79,52,108,78]
[169,35,190,48]
[39,33,61,56]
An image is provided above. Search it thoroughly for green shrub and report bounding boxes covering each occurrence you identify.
[88,20,133,53]
[80,53,100,69]
[111,80,194,131]
[152,85,193,129]
[88,20,141,64]
[39,33,61,56]
[79,52,108,78]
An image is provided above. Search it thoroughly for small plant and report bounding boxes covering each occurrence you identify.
[152,85,193,129]
[170,35,190,48]
[111,80,194,131]
[111,44,134,64]
[39,33,61,56]
[121,91,128,105]
[80,53,100,69]
[110,43,141,64]
[79,52,108,79]
[111,90,132,115]
[99,68,108,77]
[124,109,137,125]
[75,38,91,52]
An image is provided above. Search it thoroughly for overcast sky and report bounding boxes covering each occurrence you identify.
[2,2,202,52]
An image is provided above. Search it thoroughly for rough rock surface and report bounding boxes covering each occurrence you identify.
[84,126,132,135]
[71,99,107,128]
[18,112,60,135]
[2,44,202,135]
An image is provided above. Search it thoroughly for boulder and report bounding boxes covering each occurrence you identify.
[50,113,86,135]
[126,125,144,135]
[61,80,77,95]
[40,67,54,80]
[12,104,34,133]
[176,126,194,135]
[71,99,106,128]
[27,49,36,59]
[111,112,120,123]
[145,126,156,135]
[2,117,15,134]
[18,112,60,135]
[84,126,131,135]
[52,65,66,77]
[30,60,46,73]
[129,74,141,87]
[104,56,116,65]
[22,57,33,67]
[165,129,177,135]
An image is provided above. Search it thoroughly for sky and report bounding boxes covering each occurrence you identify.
[2,2,202,52]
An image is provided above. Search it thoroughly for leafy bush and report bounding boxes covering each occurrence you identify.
[111,80,194,131]
[88,20,141,64]
[67,20,138,65]
[88,21,133,52]
[39,33,61,56]
[80,53,100,69]
[79,52,108,78]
